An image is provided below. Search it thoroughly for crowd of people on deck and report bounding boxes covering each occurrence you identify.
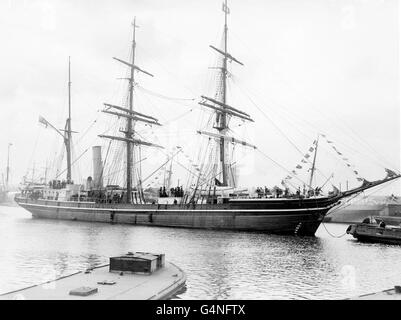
[255,186,322,198]
[48,179,73,189]
[159,186,184,198]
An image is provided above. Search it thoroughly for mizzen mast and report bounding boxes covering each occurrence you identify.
[65,56,72,183]
[38,58,74,184]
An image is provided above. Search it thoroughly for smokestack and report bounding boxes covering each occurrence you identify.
[92,146,103,189]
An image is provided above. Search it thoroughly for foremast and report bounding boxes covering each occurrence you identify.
[198,0,255,187]
[308,136,319,190]
[100,19,162,204]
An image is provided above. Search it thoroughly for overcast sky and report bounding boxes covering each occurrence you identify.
[0,0,399,195]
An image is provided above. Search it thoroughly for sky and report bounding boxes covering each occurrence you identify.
[0,0,399,195]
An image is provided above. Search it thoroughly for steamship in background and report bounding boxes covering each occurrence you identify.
[324,195,401,224]
[15,1,400,236]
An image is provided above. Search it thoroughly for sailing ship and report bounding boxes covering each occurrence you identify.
[15,1,400,236]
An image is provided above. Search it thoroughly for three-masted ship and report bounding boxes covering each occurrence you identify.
[15,2,400,236]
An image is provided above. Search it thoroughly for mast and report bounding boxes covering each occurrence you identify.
[6,143,12,188]
[308,136,319,189]
[37,60,74,184]
[125,19,138,204]
[100,19,161,204]
[220,0,229,186]
[65,57,72,183]
[198,1,253,188]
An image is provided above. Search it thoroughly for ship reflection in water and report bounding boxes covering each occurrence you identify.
[1,205,401,300]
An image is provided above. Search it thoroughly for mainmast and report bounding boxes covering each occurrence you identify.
[199,0,253,187]
[100,19,162,204]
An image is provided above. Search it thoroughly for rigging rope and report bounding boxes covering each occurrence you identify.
[257,148,309,187]
[55,147,89,180]
[321,222,347,238]
[230,29,398,173]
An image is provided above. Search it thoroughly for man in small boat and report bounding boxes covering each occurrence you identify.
[362,217,371,224]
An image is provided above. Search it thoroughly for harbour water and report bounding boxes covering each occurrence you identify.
[1,204,401,300]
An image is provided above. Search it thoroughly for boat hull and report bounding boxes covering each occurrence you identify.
[14,197,337,236]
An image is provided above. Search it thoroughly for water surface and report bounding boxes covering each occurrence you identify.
[0,205,400,299]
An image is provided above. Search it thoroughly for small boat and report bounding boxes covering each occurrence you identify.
[0,252,186,300]
[346,216,401,244]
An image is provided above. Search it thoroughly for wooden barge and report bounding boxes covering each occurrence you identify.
[0,252,186,300]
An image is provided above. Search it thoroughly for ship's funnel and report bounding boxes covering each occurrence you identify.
[92,146,103,189]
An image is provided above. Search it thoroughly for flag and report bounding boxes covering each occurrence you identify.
[353,170,358,175]
[296,165,302,169]
[346,164,351,167]
[304,154,310,159]
[309,147,314,152]
[301,159,307,163]
[215,178,223,186]
[292,170,297,175]
[39,115,49,127]
[356,177,363,182]
[337,152,343,156]
[222,2,230,14]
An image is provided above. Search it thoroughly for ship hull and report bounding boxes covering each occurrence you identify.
[15,196,339,236]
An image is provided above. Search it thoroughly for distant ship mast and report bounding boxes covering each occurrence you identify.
[6,142,12,188]
[100,18,163,204]
[198,0,255,187]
